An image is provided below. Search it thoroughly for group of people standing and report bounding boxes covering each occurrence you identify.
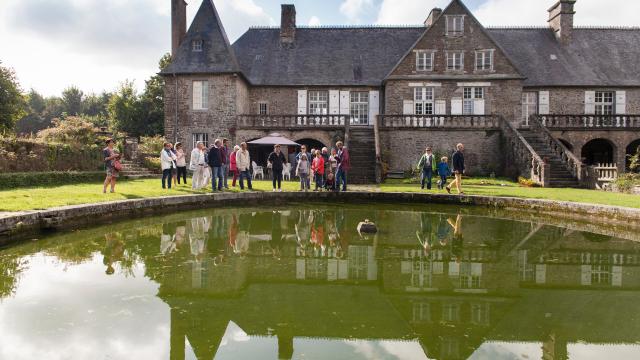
[188,138,253,191]
[416,143,466,195]
[291,141,350,192]
[160,142,188,189]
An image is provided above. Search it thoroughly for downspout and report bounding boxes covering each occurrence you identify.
[173,73,179,144]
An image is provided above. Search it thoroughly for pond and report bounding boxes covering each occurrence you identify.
[1,203,640,360]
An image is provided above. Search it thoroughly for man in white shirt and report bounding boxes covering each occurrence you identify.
[236,142,252,190]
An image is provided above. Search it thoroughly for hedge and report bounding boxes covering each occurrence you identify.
[0,171,106,190]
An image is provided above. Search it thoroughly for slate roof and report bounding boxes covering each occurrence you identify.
[232,27,425,86]
[162,0,240,75]
[488,27,640,87]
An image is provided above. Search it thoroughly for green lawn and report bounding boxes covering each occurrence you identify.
[0,177,637,212]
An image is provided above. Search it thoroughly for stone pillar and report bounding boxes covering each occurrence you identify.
[280,5,296,44]
[171,0,187,56]
[548,0,576,45]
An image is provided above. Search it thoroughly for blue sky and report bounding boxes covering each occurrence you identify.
[0,0,637,96]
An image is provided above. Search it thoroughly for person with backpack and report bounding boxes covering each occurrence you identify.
[417,147,437,190]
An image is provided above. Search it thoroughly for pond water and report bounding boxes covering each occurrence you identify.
[1,203,640,360]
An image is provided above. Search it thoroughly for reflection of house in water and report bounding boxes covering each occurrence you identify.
[148,209,640,360]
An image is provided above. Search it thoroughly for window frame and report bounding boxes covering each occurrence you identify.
[308,90,329,115]
[349,91,369,125]
[595,91,614,115]
[192,80,209,110]
[414,87,435,115]
[258,102,268,115]
[416,51,435,72]
[463,87,484,115]
[192,40,203,52]
[192,133,209,148]
[446,51,464,71]
[445,15,465,36]
[521,92,538,125]
[475,50,494,71]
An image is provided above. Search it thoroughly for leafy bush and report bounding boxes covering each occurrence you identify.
[142,156,162,173]
[518,176,540,187]
[0,171,105,189]
[138,135,166,154]
[613,173,640,193]
[628,146,640,172]
[36,116,100,146]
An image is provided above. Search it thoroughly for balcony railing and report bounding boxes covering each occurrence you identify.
[537,115,640,129]
[378,115,501,129]
[237,114,351,129]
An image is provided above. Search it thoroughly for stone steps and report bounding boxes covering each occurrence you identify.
[347,128,377,184]
[519,130,581,188]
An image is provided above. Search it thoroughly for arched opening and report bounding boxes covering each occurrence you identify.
[558,138,573,152]
[626,139,640,172]
[295,138,326,153]
[581,139,615,166]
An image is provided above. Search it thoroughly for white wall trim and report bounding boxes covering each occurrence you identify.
[457,82,491,87]
[409,82,442,87]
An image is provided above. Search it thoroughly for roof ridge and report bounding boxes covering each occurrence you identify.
[249,24,425,30]
[487,25,640,30]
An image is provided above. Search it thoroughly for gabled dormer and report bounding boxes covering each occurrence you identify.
[386,0,523,80]
[163,0,241,75]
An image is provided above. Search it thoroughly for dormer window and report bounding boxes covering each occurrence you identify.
[446,51,464,71]
[475,50,494,71]
[192,40,203,52]
[416,51,435,72]
[446,15,464,36]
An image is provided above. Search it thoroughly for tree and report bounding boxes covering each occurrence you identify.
[15,89,50,134]
[61,86,84,116]
[82,91,112,127]
[138,53,172,136]
[0,61,26,132]
[108,80,142,135]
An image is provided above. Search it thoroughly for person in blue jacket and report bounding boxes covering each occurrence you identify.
[436,156,451,190]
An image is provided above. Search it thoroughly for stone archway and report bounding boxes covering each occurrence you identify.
[581,138,615,166]
[626,139,640,172]
[295,138,327,153]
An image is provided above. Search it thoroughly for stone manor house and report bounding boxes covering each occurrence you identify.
[162,0,640,186]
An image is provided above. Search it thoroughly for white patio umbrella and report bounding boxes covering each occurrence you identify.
[247,133,300,146]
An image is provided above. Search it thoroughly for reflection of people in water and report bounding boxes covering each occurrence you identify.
[311,210,326,257]
[436,214,451,246]
[295,210,312,257]
[103,233,124,275]
[270,211,283,260]
[326,211,342,258]
[161,222,178,255]
[416,213,434,256]
[236,212,252,258]
[448,214,463,261]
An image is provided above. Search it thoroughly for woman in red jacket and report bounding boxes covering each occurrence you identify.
[312,150,325,191]
[229,145,239,187]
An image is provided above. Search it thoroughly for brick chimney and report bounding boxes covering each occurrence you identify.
[548,0,576,44]
[280,4,296,44]
[171,0,187,56]
[424,8,442,27]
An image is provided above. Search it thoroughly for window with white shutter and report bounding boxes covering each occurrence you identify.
[192,81,209,110]
[584,91,596,115]
[403,100,415,115]
[463,87,484,115]
[538,91,549,115]
[414,87,434,115]
[616,91,626,115]
[595,91,614,115]
[451,98,462,115]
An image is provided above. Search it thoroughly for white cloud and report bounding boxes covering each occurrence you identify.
[376,0,448,25]
[308,16,322,26]
[340,0,374,23]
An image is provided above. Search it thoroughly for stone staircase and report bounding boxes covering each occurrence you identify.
[119,160,160,179]
[518,129,580,188]
[347,128,377,184]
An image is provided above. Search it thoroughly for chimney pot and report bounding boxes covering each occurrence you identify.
[548,0,576,44]
[171,0,187,56]
[280,4,296,44]
[425,8,442,27]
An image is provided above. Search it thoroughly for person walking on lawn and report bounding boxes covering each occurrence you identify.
[335,141,350,192]
[208,139,224,192]
[236,142,253,191]
[417,146,437,190]
[221,138,230,189]
[437,156,450,190]
[446,143,465,195]
[268,144,287,192]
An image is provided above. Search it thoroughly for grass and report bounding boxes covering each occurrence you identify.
[0,176,637,212]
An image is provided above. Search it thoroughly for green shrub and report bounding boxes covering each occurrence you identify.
[142,156,161,172]
[0,171,106,189]
[138,135,166,154]
[518,176,540,187]
[613,173,640,193]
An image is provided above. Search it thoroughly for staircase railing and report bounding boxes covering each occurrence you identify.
[500,118,549,187]
[529,115,586,185]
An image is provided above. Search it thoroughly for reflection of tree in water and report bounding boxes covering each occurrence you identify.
[0,255,26,298]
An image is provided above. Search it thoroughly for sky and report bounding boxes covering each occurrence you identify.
[1,0,639,97]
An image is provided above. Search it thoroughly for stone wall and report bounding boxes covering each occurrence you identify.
[379,129,503,175]
[0,138,103,173]
[531,87,640,114]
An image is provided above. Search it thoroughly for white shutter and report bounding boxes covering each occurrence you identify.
[448,262,460,276]
[403,100,415,115]
[538,91,550,115]
[612,266,622,286]
[338,259,348,280]
[616,91,626,115]
[535,264,546,284]
[473,99,485,115]
[451,98,463,115]
[192,81,202,110]
[368,91,380,126]
[296,259,306,280]
[580,264,591,286]
[339,91,350,115]
[327,259,338,281]
[329,90,340,115]
[435,100,446,115]
[585,91,596,115]
[297,90,308,115]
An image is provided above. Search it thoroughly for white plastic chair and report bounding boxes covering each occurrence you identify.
[252,161,264,180]
[282,163,292,181]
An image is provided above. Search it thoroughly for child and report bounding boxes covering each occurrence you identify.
[325,171,336,191]
[296,153,311,191]
[312,150,325,191]
[437,156,450,190]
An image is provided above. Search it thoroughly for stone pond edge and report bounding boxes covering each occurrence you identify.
[1,191,639,244]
